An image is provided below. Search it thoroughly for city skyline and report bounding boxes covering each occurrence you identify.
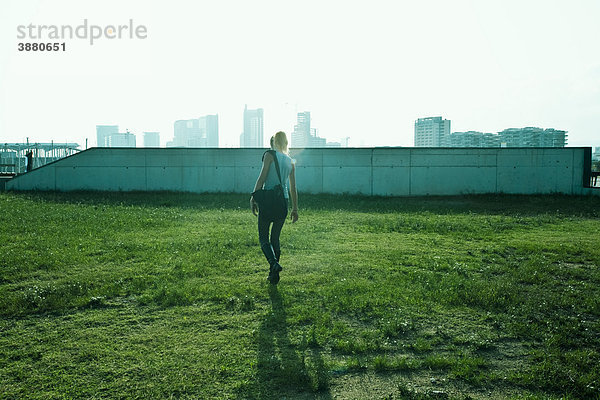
[94,112,574,149]
[1,1,599,148]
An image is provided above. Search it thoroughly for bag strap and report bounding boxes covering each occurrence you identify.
[268,150,283,185]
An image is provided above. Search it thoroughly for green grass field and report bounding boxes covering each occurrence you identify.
[1,191,599,399]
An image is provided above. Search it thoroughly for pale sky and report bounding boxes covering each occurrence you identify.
[1,0,599,148]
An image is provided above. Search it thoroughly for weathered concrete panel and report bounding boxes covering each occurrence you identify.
[145,151,185,167]
[294,166,323,194]
[410,166,497,195]
[54,152,88,167]
[214,149,241,167]
[415,148,498,156]
[235,151,264,167]
[323,166,371,194]
[147,167,183,191]
[181,151,217,167]
[12,166,56,190]
[497,166,545,194]
[58,152,108,167]
[57,166,146,191]
[323,149,371,167]
[411,152,497,167]
[497,149,572,168]
[497,166,573,194]
[71,149,146,167]
[372,150,411,167]
[234,167,259,194]
[181,167,201,192]
[552,168,575,193]
[197,166,236,192]
[372,166,410,196]
[290,150,323,168]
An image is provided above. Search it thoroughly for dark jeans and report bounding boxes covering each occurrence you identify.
[258,199,288,263]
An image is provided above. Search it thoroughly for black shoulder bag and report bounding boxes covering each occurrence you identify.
[252,150,288,218]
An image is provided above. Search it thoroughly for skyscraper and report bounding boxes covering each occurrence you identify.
[201,115,219,147]
[239,105,264,148]
[292,111,310,148]
[169,115,219,147]
[291,111,327,147]
[143,132,160,147]
[96,125,119,147]
[414,117,451,147]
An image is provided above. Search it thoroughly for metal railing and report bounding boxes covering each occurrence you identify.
[0,142,80,175]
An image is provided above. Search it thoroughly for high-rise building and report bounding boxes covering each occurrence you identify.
[414,117,451,147]
[292,111,311,148]
[171,119,199,147]
[107,131,136,147]
[96,125,119,147]
[291,111,328,147]
[169,115,219,147]
[143,132,160,147]
[239,105,264,147]
[498,127,567,147]
[201,115,219,147]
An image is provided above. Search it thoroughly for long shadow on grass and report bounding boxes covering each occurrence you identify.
[237,285,332,399]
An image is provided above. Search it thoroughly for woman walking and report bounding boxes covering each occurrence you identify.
[251,131,298,284]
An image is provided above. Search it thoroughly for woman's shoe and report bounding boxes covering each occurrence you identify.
[262,242,282,284]
[268,262,283,285]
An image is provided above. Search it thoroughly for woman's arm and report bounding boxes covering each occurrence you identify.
[252,152,273,192]
[250,152,273,216]
[289,163,298,222]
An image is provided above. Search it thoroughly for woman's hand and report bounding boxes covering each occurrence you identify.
[250,197,258,216]
[290,209,298,223]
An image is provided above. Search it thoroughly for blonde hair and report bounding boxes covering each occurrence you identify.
[272,131,289,154]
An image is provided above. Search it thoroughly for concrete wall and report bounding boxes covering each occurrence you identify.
[6,147,598,196]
